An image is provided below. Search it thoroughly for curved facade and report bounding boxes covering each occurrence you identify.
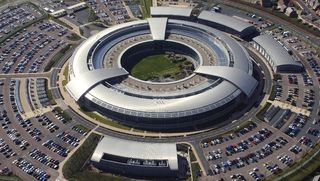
[253,34,303,73]
[66,18,258,130]
[91,135,179,178]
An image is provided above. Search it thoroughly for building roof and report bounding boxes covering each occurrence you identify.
[253,34,302,68]
[198,11,255,33]
[151,6,193,17]
[147,18,167,40]
[66,68,128,101]
[195,66,257,97]
[91,135,178,170]
[70,20,148,77]
[67,19,254,118]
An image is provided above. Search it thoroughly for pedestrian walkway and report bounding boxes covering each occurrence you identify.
[268,100,310,116]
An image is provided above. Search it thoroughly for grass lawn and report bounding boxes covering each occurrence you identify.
[191,162,201,181]
[131,54,182,81]
[0,174,22,181]
[140,0,152,18]
[190,150,197,162]
[44,44,75,72]
[68,169,132,181]
[63,133,101,179]
[74,124,90,132]
[62,66,69,86]
[0,0,7,6]
[67,33,81,41]
[79,108,132,131]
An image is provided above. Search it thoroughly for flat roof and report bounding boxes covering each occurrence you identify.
[195,66,257,97]
[253,34,302,68]
[198,11,255,33]
[151,6,193,17]
[66,68,128,101]
[147,18,167,40]
[91,135,178,170]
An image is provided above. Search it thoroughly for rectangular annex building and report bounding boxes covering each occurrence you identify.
[253,34,303,73]
[91,135,179,178]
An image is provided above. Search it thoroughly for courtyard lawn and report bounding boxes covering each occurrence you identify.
[131,54,181,81]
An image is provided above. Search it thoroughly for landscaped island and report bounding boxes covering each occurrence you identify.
[131,53,195,82]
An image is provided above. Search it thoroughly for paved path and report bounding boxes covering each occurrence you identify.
[268,100,311,116]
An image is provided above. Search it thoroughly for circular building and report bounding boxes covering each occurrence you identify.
[66,18,258,130]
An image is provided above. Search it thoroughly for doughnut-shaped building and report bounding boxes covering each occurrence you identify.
[66,17,258,130]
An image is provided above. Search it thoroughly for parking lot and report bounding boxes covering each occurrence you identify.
[87,0,135,25]
[0,78,89,180]
[0,20,73,74]
[200,122,308,181]
[0,3,43,40]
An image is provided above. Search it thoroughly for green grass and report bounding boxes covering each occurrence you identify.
[53,106,72,122]
[63,133,101,179]
[232,120,255,132]
[67,33,81,41]
[201,120,254,144]
[44,79,56,105]
[44,44,74,72]
[74,124,90,132]
[62,66,69,86]
[140,0,152,18]
[0,174,22,181]
[131,54,183,81]
[189,149,197,162]
[49,15,73,30]
[79,108,132,131]
[0,0,7,6]
[88,8,99,22]
[68,169,132,181]
[191,162,201,181]
[256,102,271,121]
[273,73,282,80]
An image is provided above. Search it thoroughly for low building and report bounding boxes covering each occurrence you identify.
[91,135,180,178]
[150,6,193,20]
[253,34,303,73]
[197,11,257,38]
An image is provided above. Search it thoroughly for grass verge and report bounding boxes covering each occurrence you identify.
[201,120,254,144]
[62,66,69,86]
[44,44,74,72]
[190,149,197,162]
[191,162,201,181]
[67,33,81,41]
[0,174,22,181]
[68,168,132,181]
[44,79,56,105]
[63,133,101,179]
[0,0,7,6]
[256,102,271,121]
[74,124,90,132]
[79,108,132,131]
[53,106,72,122]
[140,0,152,18]
[49,15,73,29]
